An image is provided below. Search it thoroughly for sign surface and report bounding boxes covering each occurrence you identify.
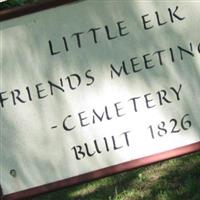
[0,0,200,199]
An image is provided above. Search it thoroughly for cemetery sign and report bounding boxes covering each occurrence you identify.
[0,0,200,199]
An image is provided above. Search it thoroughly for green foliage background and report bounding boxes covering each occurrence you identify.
[0,0,40,9]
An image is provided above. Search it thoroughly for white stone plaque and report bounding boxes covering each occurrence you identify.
[0,0,200,199]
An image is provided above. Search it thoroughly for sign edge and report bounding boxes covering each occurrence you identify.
[2,141,200,200]
[0,0,80,22]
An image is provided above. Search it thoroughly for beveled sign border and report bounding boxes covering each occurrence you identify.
[0,0,78,21]
[0,1,200,199]
[1,142,200,200]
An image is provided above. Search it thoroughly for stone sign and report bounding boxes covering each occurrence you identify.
[0,0,200,199]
